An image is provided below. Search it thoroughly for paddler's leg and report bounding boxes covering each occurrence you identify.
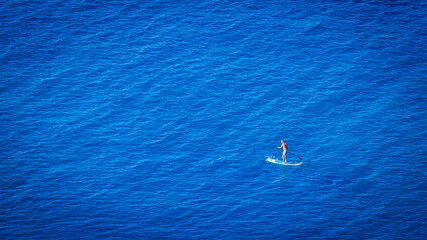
[283,150,287,163]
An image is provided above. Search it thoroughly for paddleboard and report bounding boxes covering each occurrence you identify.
[266,157,302,166]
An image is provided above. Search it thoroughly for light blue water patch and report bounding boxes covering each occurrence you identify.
[0,0,426,239]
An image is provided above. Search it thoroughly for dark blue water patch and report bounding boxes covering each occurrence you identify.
[1,0,426,239]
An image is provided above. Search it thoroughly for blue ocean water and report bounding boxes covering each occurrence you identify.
[1,0,426,239]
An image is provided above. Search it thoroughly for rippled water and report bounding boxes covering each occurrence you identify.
[1,1,426,239]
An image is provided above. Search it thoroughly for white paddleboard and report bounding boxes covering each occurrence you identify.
[266,157,302,166]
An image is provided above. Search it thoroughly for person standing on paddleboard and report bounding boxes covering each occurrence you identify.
[278,140,288,163]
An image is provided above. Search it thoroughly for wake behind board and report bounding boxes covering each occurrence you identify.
[267,157,302,166]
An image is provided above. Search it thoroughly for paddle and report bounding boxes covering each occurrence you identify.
[288,151,302,160]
